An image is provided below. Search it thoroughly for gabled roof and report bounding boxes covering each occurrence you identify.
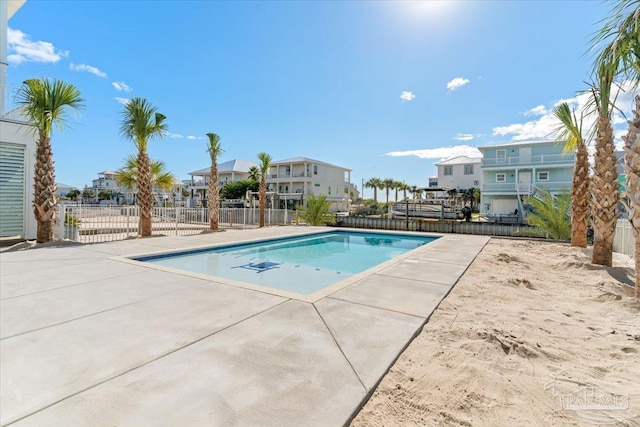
[272,156,351,171]
[99,170,118,175]
[56,183,77,189]
[435,155,482,166]
[478,140,558,150]
[189,159,258,176]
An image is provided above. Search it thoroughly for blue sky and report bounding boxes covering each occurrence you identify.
[6,0,635,199]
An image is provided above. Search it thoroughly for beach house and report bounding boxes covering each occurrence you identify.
[478,140,574,221]
[435,155,482,191]
[266,157,353,211]
[0,0,36,239]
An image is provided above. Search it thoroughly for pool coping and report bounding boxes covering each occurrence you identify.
[0,226,489,426]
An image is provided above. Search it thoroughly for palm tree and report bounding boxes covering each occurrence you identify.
[205,133,223,231]
[120,97,167,237]
[589,62,620,266]
[553,102,590,248]
[257,152,273,227]
[393,180,406,202]
[16,78,84,243]
[382,178,395,217]
[410,185,418,200]
[296,194,335,226]
[593,0,639,295]
[527,189,572,241]
[115,156,176,198]
[365,178,382,203]
[248,166,260,182]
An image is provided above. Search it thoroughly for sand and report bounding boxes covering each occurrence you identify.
[351,238,639,426]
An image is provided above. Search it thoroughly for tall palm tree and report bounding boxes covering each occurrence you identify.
[205,133,223,231]
[115,156,176,196]
[593,0,639,295]
[16,78,84,243]
[589,62,620,266]
[410,185,418,200]
[553,102,590,248]
[257,152,273,227]
[393,180,406,202]
[382,178,395,207]
[120,97,168,237]
[365,178,382,203]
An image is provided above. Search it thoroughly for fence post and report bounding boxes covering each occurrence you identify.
[126,207,130,238]
[175,206,179,236]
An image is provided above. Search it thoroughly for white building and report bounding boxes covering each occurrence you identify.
[87,169,178,205]
[0,0,36,239]
[435,155,482,191]
[187,159,258,206]
[266,157,352,211]
[56,183,78,198]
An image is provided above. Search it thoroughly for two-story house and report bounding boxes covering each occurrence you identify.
[435,155,482,190]
[187,159,258,206]
[0,0,36,239]
[478,140,574,220]
[266,157,352,211]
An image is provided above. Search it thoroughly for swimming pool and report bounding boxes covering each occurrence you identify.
[135,231,437,296]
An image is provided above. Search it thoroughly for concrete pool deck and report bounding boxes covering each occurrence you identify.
[0,226,489,426]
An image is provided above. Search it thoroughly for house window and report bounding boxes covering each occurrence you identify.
[464,164,474,175]
[313,165,318,175]
[444,166,453,176]
[474,180,479,186]
[328,186,331,195]
[496,173,506,182]
[538,171,549,181]
[497,150,506,164]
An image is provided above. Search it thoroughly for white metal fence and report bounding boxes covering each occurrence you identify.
[613,219,636,258]
[55,205,296,244]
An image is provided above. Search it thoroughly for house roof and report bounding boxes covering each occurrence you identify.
[189,159,258,176]
[478,140,558,150]
[99,170,118,175]
[435,155,482,166]
[56,183,77,189]
[272,157,351,171]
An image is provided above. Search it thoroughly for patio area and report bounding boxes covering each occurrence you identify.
[1,227,488,426]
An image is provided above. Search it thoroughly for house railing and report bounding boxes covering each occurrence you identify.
[482,154,574,167]
[482,181,571,193]
[55,205,297,244]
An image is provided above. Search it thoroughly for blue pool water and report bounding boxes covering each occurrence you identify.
[136,231,437,295]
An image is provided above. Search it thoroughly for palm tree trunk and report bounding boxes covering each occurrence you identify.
[373,188,377,204]
[623,95,640,297]
[137,151,154,237]
[571,143,590,248]
[259,179,266,227]
[208,163,219,231]
[33,131,57,243]
[592,115,619,266]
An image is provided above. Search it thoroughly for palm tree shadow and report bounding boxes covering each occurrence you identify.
[604,265,636,288]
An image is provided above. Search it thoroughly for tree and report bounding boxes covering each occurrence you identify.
[382,178,395,206]
[296,194,335,226]
[66,189,81,200]
[205,133,223,231]
[553,102,591,248]
[119,98,168,237]
[115,156,176,199]
[98,190,116,201]
[589,62,620,266]
[248,166,260,182]
[393,181,407,201]
[82,188,95,201]
[593,0,639,296]
[410,185,418,200]
[365,178,382,204]
[16,78,84,243]
[221,180,259,200]
[526,189,572,241]
[257,152,273,227]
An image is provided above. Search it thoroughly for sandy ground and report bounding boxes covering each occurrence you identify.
[351,238,639,426]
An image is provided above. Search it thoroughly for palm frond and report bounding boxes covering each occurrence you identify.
[206,133,224,160]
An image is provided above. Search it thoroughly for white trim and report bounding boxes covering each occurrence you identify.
[496,173,506,182]
[537,171,549,181]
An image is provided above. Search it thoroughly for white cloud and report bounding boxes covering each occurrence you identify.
[492,82,637,144]
[7,28,69,64]
[453,133,475,141]
[386,145,482,159]
[446,77,469,91]
[70,62,107,78]
[112,81,132,92]
[524,105,548,116]
[167,133,203,140]
[400,91,416,101]
[168,132,184,138]
[115,97,130,105]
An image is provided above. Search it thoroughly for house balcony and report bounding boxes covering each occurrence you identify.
[482,181,572,194]
[482,154,575,168]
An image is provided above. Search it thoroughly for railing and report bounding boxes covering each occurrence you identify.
[482,154,574,167]
[336,216,542,237]
[482,181,571,193]
[55,205,297,244]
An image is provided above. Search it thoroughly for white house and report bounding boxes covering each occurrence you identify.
[187,159,258,206]
[266,157,352,211]
[435,155,482,191]
[0,0,36,239]
[56,183,78,198]
[86,169,178,205]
